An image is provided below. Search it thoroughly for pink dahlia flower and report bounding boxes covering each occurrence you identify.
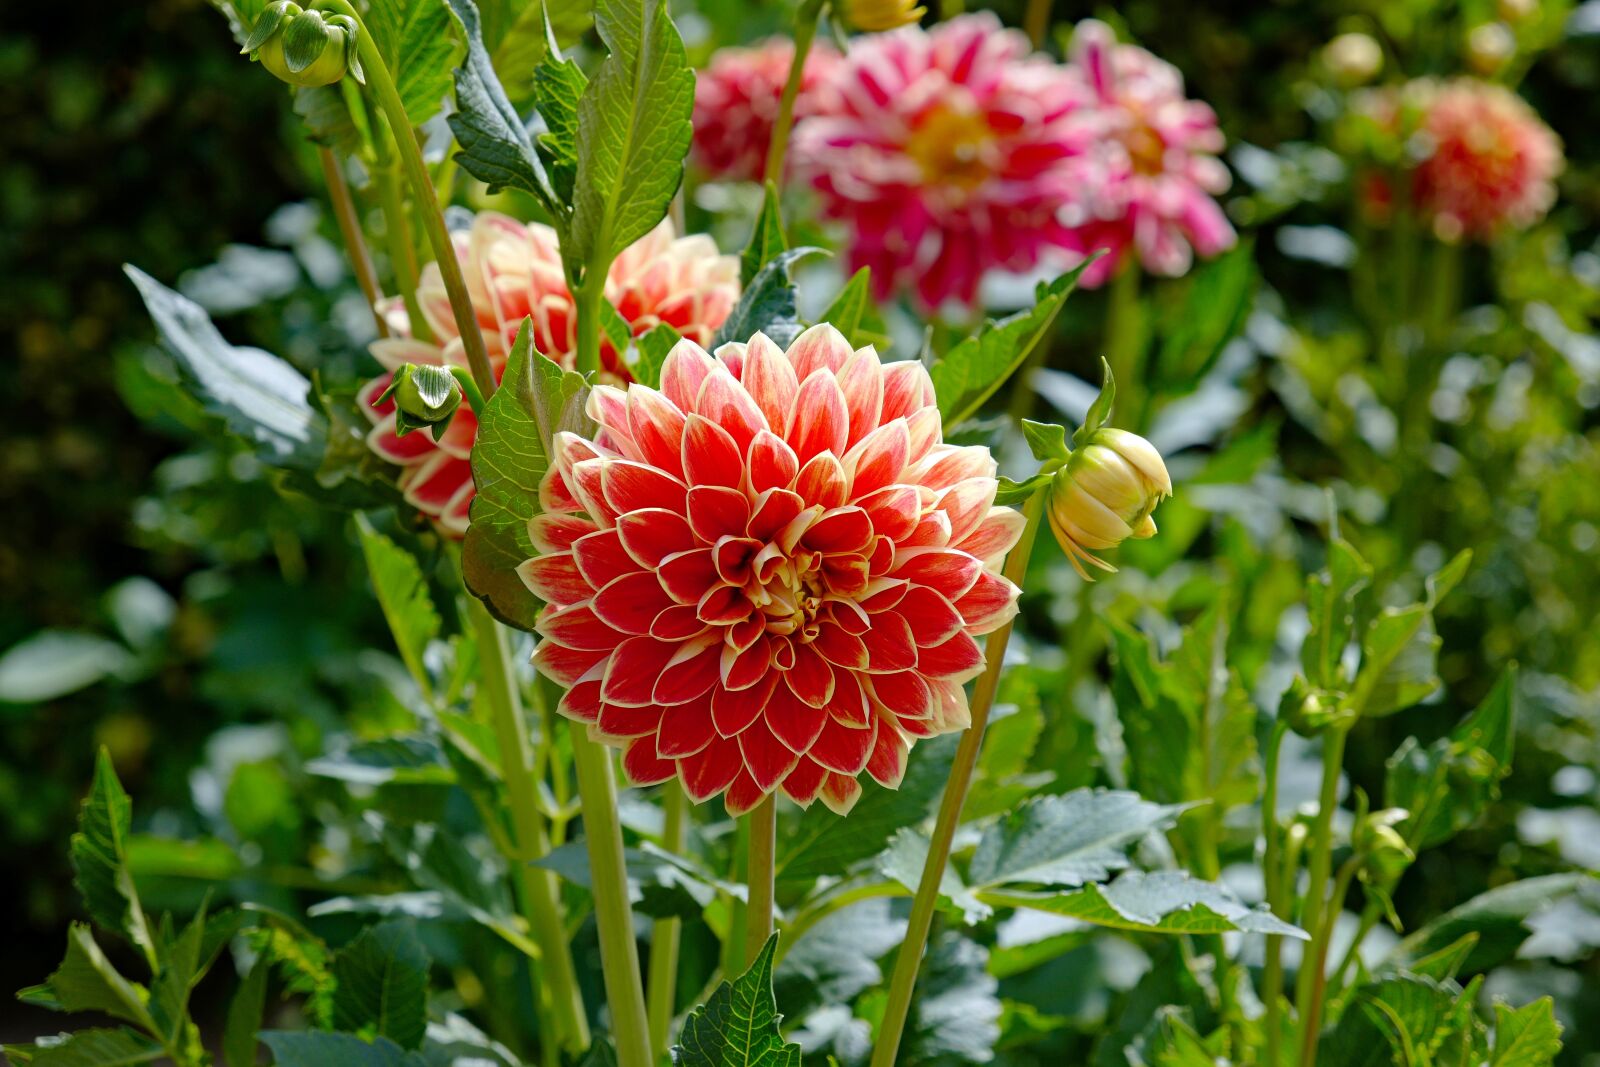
[792,13,1096,310]
[522,325,1024,816]
[692,38,842,182]
[1409,78,1562,242]
[361,213,739,535]
[1066,20,1235,285]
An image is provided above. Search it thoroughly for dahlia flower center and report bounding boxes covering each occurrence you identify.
[907,104,997,193]
[1119,112,1168,176]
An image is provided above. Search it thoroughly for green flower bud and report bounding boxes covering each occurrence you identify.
[1045,427,1171,581]
[1279,676,1356,738]
[1353,808,1415,888]
[380,364,463,440]
[242,1,363,89]
[1323,32,1383,86]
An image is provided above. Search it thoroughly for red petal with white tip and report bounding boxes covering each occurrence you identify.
[616,508,698,569]
[748,430,801,495]
[917,631,985,681]
[623,738,676,786]
[679,736,742,802]
[891,548,982,600]
[810,714,877,774]
[592,571,675,634]
[954,570,1020,634]
[739,718,803,792]
[518,554,591,606]
[780,757,828,806]
[682,414,744,489]
[687,485,752,542]
[787,370,849,463]
[532,640,608,687]
[659,548,721,604]
[602,460,688,516]
[602,636,680,706]
[766,682,829,753]
[657,695,716,758]
[865,724,908,788]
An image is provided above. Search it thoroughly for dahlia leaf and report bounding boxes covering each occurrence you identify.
[531,16,586,204]
[259,1032,429,1067]
[814,266,885,351]
[355,516,442,700]
[71,750,155,961]
[444,0,562,213]
[124,266,326,469]
[673,935,801,1067]
[1318,974,1478,1067]
[741,182,787,287]
[222,959,268,1067]
[896,935,1002,1066]
[0,631,136,705]
[630,323,681,389]
[968,789,1188,891]
[488,0,592,109]
[993,473,1051,506]
[1300,538,1373,691]
[713,246,827,351]
[1072,357,1115,449]
[147,902,207,1050]
[1153,240,1255,391]
[978,871,1306,939]
[27,924,156,1031]
[330,921,430,1050]
[1020,419,1069,462]
[1386,873,1597,976]
[292,85,363,156]
[1,1027,164,1066]
[1490,998,1563,1067]
[567,0,694,273]
[931,260,1091,427]
[366,0,460,125]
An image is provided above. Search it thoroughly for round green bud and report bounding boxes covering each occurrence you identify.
[243,2,360,89]
[381,364,463,440]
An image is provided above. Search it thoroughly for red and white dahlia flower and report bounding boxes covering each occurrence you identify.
[1066,20,1235,286]
[522,325,1024,816]
[692,38,842,183]
[792,13,1096,310]
[360,213,739,535]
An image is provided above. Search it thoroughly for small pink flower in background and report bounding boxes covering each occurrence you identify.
[792,13,1096,310]
[1066,20,1235,286]
[523,325,1024,815]
[692,38,842,182]
[361,213,739,536]
[1409,78,1562,242]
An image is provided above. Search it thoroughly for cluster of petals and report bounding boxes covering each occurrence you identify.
[790,13,1098,309]
[360,214,739,535]
[1064,20,1236,285]
[1405,78,1562,242]
[691,38,842,182]
[521,325,1024,815]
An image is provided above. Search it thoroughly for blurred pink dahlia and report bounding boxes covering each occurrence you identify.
[1066,20,1235,285]
[361,213,739,535]
[792,13,1095,309]
[523,325,1024,815]
[1410,78,1562,242]
[692,38,842,182]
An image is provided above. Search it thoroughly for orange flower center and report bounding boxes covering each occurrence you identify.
[748,547,826,641]
[1120,114,1168,176]
[906,104,997,193]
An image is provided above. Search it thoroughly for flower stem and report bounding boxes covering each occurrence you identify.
[744,795,777,966]
[1105,262,1145,428]
[574,262,605,379]
[372,130,430,343]
[869,491,1046,1067]
[569,731,653,1067]
[1260,719,1290,1067]
[466,597,592,1057]
[316,146,388,338]
[647,782,689,1058]
[1299,856,1361,1067]
[323,0,497,397]
[762,0,825,188]
[1023,0,1051,47]
[1292,725,1350,1062]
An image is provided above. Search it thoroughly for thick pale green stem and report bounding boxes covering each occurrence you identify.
[316,146,388,338]
[1300,856,1361,1067]
[574,268,605,379]
[372,133,430,343]
[1260,720,1290,1067]
[570,732,653,1067]
[870,492,1046,1067]
[466,597,591,1056]
[1105,263,1145,428]
[647,783,689,1058]
[762,0,824,187]
[1293,726,1350,1061]
[745,795,777,966]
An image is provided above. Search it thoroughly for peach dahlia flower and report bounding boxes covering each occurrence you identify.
[361,213,739,535]
[522,325,1024,815]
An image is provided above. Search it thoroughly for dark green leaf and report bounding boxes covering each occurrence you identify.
[1490,998,1562,1067]
[814,267,882,350]
[244,907,335,1028]
[741,183,787,287]
[366,0,460,124]
[71,750,154,958]
[292,85,363,154]
[223,959,269,1067]
[332,921,430,1050]
[713,247,826,350]
[532,27,587,205]
[260,1032,430,1067]
[968,790,1187,890]
[979,871,1307,938]
[305,736,455,787]
[1071,358,1115,449]
[1301,539,1372,691]
[1388,874,1597,975]
[773,897,904,1020]
[1319,974,1476,1067]
[899,934,1002,1066]
[629,323,680,389]
[1153,241,1255,389]
[148,904,207,1047]
[673,936,801,1067]
[24,925,154,1031]
[2,1028,164,1066]
[354,516,441,698]
[124,266,326,468]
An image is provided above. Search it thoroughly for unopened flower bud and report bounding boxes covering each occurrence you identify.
[1354,809,1415,888]
[243,1,363,89]
[1497,0,1537,23]
[1324,32,1383,86]
[1466,23,1516,75]
[840,0,926,33]
[1046,427,1171,580]
[380,363,462,439]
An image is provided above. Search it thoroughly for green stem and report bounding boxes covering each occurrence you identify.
[316,146,388,338]
[1260,719,1289,1067]
[1300,856,1361,1067]
[1293,726,1350,1060]
[373,136,429,343]
[448,366,488,419]
[762,0,824,188]
[466,597,592,1056]
[574,266,605,379]
[869,492,1046,1067]
[1023,0,1051,47]
[1105,262,1144,428]
[745,795,777,966]
[1331,900,1381,995]
[322,0,496,397]
[570,732,653,1067]
[647,782,689,1058]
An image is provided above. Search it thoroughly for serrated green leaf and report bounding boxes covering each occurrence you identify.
[244,907,335,1028]
[291,85,363,154]
[260,1032,430,1067]
[1388,874,1597,975]
[488,0,592,107]
[1301,538,1372,690]
[148,904,207,1048]
[629,323,680,389]
[932,263,1089,426]
[1319,973,1476,1067]
[354,516,441,700]
[968,790,1187,890]
[741,183,787,287]
[125,266,326,468]
[814,267,882,351]
[899,934,1002,1065]
[3,1028,164,1066]
[30,925,156,1032]
[222,959,269,1067]
[713,247,826,350]
[878,828,987,922]
[462,319,594,631]
[332,921,430,1050]
[71,751,154,960]
[444,0,561,209]
[532,29,587,205]
[979,871,1307,938]
[1020,419,1069,462]
[306,736,455,787]
[1357,605,1441,717]
[0,631,136,705]
[1490,998,1562,1067]
[673,936,801,1067]
[567,0,694,276]
[367,0,460,124]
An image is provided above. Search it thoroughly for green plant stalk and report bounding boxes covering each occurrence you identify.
[1300,856,1362,1067]
[447,366,488,419]
[370,116,430,343]
[762,0,825,187]
[1330,899,1382,994]
[647,782,689,1058]
[316,146,388,338]
[573,265,607,378]
[745,794,777,966]
[1292,725,1350,1060]
[570,731,653,1067]
[1105,262,1145,429]
[321,0,497,397]
[1023,0,1051,47]
[1260,719,1290,1067]
[869,491,1046,1067]
[466,596,592,1056]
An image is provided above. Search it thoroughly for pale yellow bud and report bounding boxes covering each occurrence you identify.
[1046,428,1171,580]
[1466,23,1516,75]
[1324,32,1383,86]
[1498,0,1538,23]
[841,0,926,33]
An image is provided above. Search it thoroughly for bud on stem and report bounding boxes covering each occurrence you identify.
[242,1,364,88]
